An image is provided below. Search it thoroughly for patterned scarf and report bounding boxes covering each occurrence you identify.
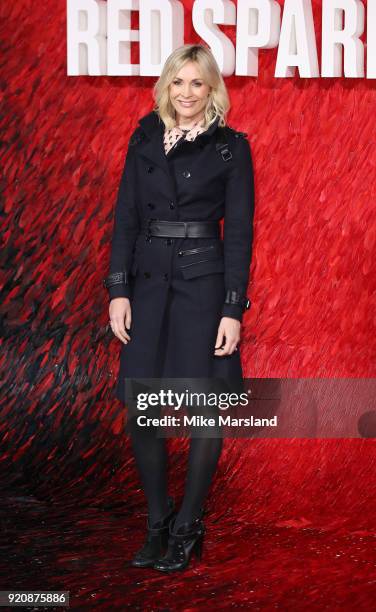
[163,117,207,155]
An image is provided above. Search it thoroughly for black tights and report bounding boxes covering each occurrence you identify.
[127,405,223,531]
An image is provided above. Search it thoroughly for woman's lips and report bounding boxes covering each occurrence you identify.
[178,101,196,107]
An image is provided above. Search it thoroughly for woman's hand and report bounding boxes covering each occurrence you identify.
[109,297,132,344]
[214,317,241,356]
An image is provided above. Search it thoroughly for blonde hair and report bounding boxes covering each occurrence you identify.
[153,44,230,130]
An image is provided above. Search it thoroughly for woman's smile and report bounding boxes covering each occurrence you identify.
[177,100,197,107]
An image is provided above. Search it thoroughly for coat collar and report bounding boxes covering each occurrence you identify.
[138,109,220,140]
[136,110,221,179]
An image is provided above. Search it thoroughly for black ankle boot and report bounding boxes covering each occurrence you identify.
[152,511,205,572]
[131,497,176,568]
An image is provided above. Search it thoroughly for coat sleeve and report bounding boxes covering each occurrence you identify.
[104,130,141,300]
[221,133,255,322]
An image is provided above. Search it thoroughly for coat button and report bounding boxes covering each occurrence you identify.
[144,271,151,278]
[178,251,183,256]
[147,203,155,209]
[147,166,154,173]
[182,170,191,178]
[169,202,175,209]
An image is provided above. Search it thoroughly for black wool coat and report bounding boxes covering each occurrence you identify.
[105,110,255,404]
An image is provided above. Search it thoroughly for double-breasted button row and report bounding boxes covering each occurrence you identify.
[143,271,169,281]
[146,165,191,177]
[147,201,175,209]
[147,164,192,175]
[146,165,190,177]
[146,166,191,178]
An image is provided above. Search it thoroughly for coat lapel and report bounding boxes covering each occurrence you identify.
[137,110,221,175]
[137,110,169,176]
[136,110,221,204]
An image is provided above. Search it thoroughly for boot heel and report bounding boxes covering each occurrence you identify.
[153,515,206,572]
[193,534,204,560]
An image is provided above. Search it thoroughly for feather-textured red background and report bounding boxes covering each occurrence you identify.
[1,1,375,610]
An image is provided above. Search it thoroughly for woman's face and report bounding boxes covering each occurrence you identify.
[169,61,211,124]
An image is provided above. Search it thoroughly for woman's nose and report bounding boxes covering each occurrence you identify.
[182,86,192,98]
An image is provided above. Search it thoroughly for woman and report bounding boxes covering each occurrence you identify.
[103,44,255,572]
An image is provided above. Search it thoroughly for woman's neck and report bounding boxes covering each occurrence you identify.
[175,111,205,130]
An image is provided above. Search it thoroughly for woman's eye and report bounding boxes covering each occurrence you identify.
[172,81,203,86]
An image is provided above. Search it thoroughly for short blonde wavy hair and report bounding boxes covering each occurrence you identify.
[153,44,230,130]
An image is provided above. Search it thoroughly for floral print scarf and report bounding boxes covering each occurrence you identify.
[163,117,207,155]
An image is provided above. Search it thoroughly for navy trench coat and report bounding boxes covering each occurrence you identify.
[105,110,255,404]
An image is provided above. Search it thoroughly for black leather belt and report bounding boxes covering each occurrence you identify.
[142,219,220,239]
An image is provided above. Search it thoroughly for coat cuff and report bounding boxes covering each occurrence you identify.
[221,290,251,322]
[108,284,132,301]
[103,271,132,300]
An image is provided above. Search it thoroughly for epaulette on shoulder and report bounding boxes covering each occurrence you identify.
[129,127,145,146]
[226,126,248,139]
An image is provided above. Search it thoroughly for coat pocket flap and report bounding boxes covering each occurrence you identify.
[180,257,225,280]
